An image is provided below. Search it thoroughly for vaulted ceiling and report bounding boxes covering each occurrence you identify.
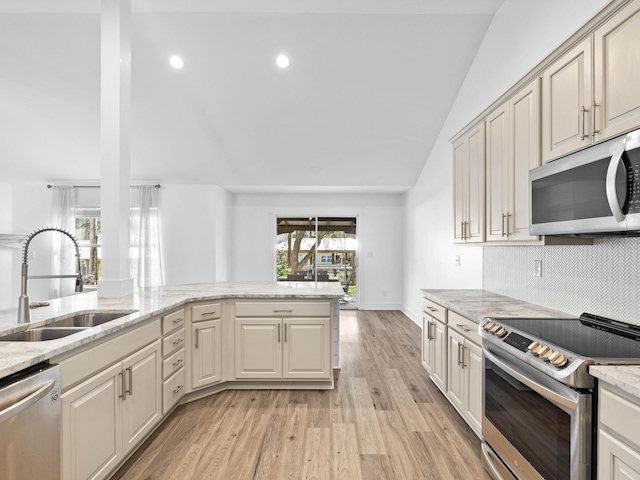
[0,0,503,192]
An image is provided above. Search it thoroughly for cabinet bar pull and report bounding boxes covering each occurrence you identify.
[173,338,183,346]
[456,323,471,333]
[273,309,293,313]
[501,214,506,237]
[284,323,288,342]
[128,366,133,396]
[195,328,199,348]
[426,306,438,312]
[427,321,434,340]
[173,385,183,394]
[461,345,467,369]
[173,318,183,324]
[591,100,600,137]
[201,311,216,316]
[278,323,281,342]
[457,343,464,367]
[173,359,183,367]
[119,371,125,400]
[580,105,588,140]
[507,213,512,236]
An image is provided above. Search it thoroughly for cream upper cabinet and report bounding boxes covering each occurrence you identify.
[593,0,640,142]
[542,37,593,162]
[485,103,510,241]
[453,122,485,243]
[543,0,640,162]
[486,79,541,242]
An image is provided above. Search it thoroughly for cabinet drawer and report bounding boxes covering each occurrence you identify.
[448,311,481,345]
[162,308,185,335]
[162,328,185,357]
[162,367,186,415]
[600,385,640,447]
[192,303,221,322]
[235,301,330,317]
[422,298,447,323]
[162,348,185,380]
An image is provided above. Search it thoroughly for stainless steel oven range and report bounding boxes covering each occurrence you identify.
[480,313,640,480]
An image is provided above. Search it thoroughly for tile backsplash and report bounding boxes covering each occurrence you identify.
[483,238,640,326]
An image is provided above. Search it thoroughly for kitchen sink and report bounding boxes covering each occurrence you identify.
[0,327,89,342]
[43,310,136,328]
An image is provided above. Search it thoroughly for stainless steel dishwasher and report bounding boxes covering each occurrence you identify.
[0,363,61,480]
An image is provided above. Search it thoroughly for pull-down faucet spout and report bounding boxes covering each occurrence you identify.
[17,227,84,323]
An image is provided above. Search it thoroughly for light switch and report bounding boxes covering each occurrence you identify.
[534,260,542,277]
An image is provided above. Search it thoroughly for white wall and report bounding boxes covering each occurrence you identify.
[160,184,231,286]
[231,192,404,310]
[402,0,609,324]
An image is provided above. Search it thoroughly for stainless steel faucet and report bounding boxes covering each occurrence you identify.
[18,227,84,323]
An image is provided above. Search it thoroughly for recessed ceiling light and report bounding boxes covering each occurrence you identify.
[276,54,290,69]
[169,55,184,69]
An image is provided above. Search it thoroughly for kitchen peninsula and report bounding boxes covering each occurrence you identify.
[0,281,343,480]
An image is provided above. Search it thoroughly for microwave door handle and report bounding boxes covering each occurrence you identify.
[606,146,626,222]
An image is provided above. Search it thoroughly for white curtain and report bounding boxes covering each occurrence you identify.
[50,186,76,298]
[130,186,163,288]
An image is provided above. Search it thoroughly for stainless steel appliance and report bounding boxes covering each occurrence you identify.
[0,363,61,480]
[529,128,640,236]
[480,313,640,480]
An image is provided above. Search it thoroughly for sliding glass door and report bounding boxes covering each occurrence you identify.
[276,216,357,309]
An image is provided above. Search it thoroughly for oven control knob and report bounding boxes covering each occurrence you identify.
[537,346,552,358]
[528,342,542,355]
[541,349,555,361]
[482,320,494,331]
[494,327,507,338]
[549,351,568,367]
[490,324,501,334]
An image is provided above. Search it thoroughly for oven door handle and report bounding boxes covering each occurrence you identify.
[483,347,578,410]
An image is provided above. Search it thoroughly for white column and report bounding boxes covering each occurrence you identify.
[98,0,134,297]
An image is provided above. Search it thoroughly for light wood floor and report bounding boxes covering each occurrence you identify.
[113,310,491,480]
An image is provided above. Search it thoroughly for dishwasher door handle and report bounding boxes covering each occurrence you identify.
[0,379,55,424]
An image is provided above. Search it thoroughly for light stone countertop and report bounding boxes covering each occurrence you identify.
[0,281,344,379]
[590,365,640,399]
[422,289,640,401]
[420,289,577,324]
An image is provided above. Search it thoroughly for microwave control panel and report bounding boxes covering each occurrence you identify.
[626,147,640,213]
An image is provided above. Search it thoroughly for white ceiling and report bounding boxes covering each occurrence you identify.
[0,0,502,192]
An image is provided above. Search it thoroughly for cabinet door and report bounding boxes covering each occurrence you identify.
[594,0,640,141]
[192,318,222,389]
[598,429,640,480]
[235,319,282,379]
[446,329,465,412]
[283,318,331,379]
[464,341,483,436]
[421,317,433,375]
[62,363,122,480]
[508,79,541,241]
[485,104,510,241]
[431,319,447,392]
[467,122,486,243]
[542,36,593,162]
[452,137,468,243]
[122,340,162,456]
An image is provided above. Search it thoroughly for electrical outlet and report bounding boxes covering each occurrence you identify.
[534,260,542,277]
[455,255,461,267]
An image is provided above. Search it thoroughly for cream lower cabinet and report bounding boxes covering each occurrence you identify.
[61,339,162,480]
[446,326,482,437]
[191,318,222,388]
[598,383,640,479]
[235,317,331,380]
[422,315,447,393]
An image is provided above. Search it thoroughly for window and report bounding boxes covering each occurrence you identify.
[74,208,102,285]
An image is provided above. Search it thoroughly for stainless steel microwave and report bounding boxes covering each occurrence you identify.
[529,128,640,236]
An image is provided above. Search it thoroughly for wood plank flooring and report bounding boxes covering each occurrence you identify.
[113,310,491,480]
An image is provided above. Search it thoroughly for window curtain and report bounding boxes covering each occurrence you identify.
[50,186,76,298]
[130,186,163,288]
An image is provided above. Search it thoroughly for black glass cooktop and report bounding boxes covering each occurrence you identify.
[491,313,640,359]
